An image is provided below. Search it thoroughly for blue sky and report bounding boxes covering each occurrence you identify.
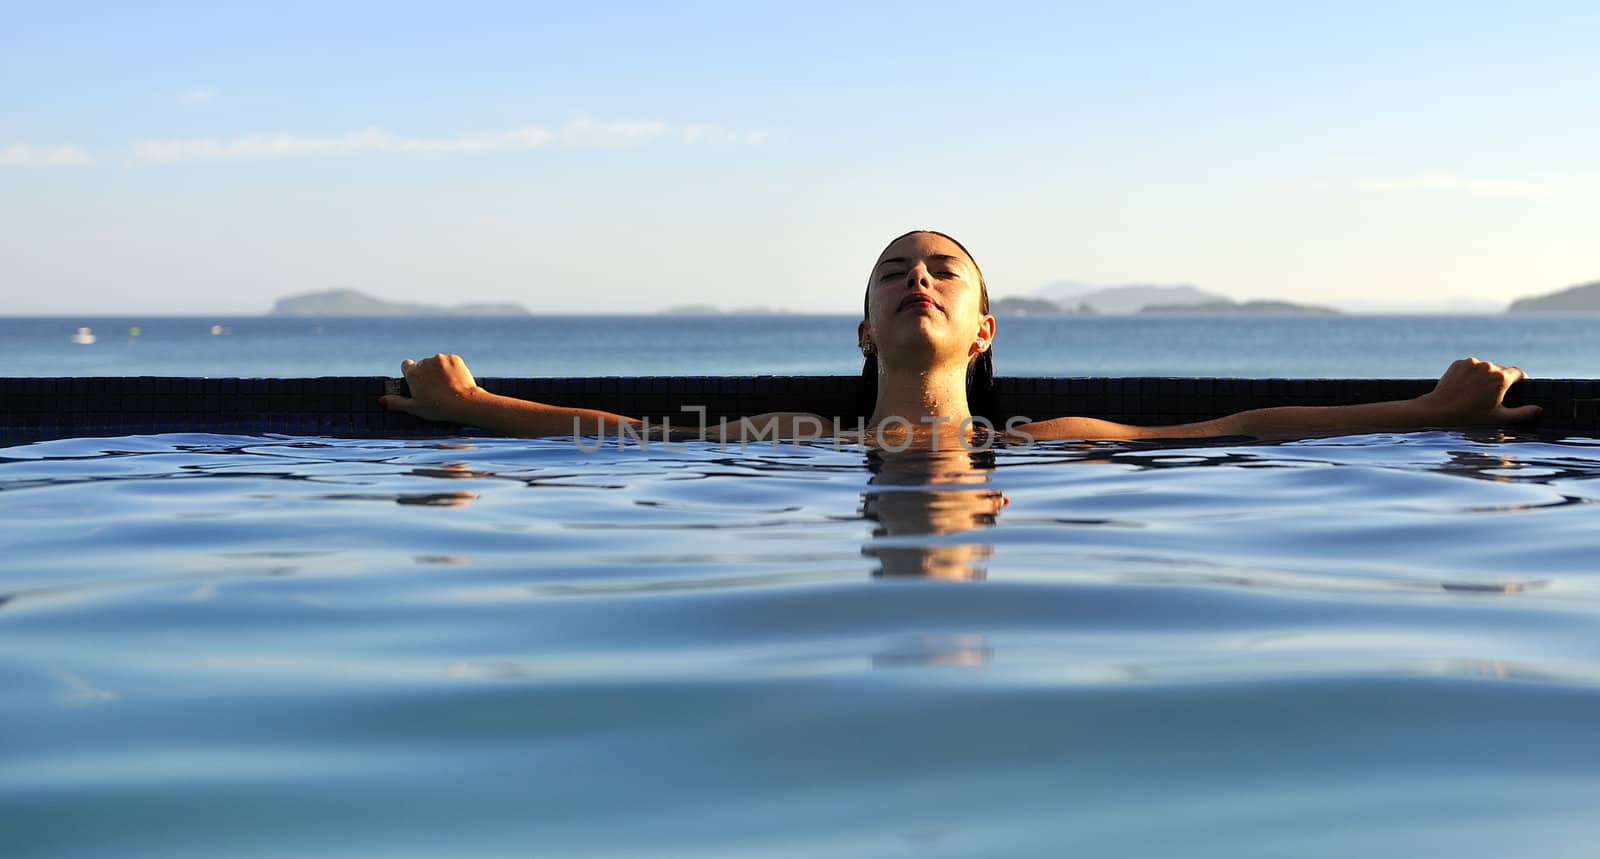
[3,1,1597,314]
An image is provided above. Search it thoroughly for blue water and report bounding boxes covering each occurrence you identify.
[5,431,1600,857]
[4,313,1598,378]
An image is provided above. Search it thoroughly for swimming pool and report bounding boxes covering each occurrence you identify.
[4,430,1600,857]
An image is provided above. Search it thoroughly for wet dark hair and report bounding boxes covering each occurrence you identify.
[859,230,999,422]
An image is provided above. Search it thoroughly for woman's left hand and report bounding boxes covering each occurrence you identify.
[1417,357,1542,425]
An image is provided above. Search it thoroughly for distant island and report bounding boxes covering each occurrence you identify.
[990,284,1337,316]
[271,288,530,316]
[1140,299,1340,315]
[993,284,1242,315]
[1038,283,1229,314]
[1507,281,1600,313]
[663,304,723,315]
[990,296,1093,315]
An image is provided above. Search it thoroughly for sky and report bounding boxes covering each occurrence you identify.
[2,1,1598,315]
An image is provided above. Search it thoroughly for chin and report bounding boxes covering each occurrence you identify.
[884,334,965,367]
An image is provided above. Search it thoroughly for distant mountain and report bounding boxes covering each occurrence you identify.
[1507,281,1600,313]
[271,289,529,316]
[1035,282,1230,314]
[1032,280,1099,299]
[990,296,1092,316]
[1140,299,1340,315]
[663,304,723,315]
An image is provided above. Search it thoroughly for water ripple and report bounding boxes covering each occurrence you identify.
[6,431,1600,857]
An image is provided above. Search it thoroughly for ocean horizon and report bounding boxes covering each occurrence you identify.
[4,313,1597,380]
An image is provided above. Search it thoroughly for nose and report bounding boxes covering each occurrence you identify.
[905,262,932,290]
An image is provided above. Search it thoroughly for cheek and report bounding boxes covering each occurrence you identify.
[867,287,898,318]
[947,287,983,318]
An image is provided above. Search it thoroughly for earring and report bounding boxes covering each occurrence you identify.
[860,342,876,355]
[976,339,988,351]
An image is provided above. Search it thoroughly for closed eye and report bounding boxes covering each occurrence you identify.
[881,269,961,281]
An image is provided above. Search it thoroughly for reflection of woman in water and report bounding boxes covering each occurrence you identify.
[862,448,1005,580]
[383,230,1540,446]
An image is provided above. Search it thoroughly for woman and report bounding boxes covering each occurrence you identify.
[381,230,1540,444]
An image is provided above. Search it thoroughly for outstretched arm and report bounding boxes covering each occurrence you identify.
[1019,358,1542,441]
[380,354,641,438]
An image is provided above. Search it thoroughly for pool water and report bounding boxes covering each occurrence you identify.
[4,431,1600,858]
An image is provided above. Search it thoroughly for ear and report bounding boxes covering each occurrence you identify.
[974,315,996,351]
[857,319,872,350]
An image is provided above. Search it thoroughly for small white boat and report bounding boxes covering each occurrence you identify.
[71,326,96,345]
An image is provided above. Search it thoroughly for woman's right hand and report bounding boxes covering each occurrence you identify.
[381,353,484,423]
[1416,357,1541,426]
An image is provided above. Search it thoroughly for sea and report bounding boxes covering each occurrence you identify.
[5,313,1600,857]
[2,313,1598,379]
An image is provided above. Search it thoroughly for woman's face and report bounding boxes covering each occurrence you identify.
[860,232,995,369]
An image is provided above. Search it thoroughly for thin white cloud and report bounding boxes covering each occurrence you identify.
[0,143,95,167]
[679,125,775,145]
[556,118,668,147]
[130,118,771,164]
[180,87,216,106]
[1358,174,1558,197]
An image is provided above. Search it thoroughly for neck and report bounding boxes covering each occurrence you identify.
[869,357,972,435]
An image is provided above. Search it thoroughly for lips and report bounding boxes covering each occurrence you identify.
[899,294,939,313]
